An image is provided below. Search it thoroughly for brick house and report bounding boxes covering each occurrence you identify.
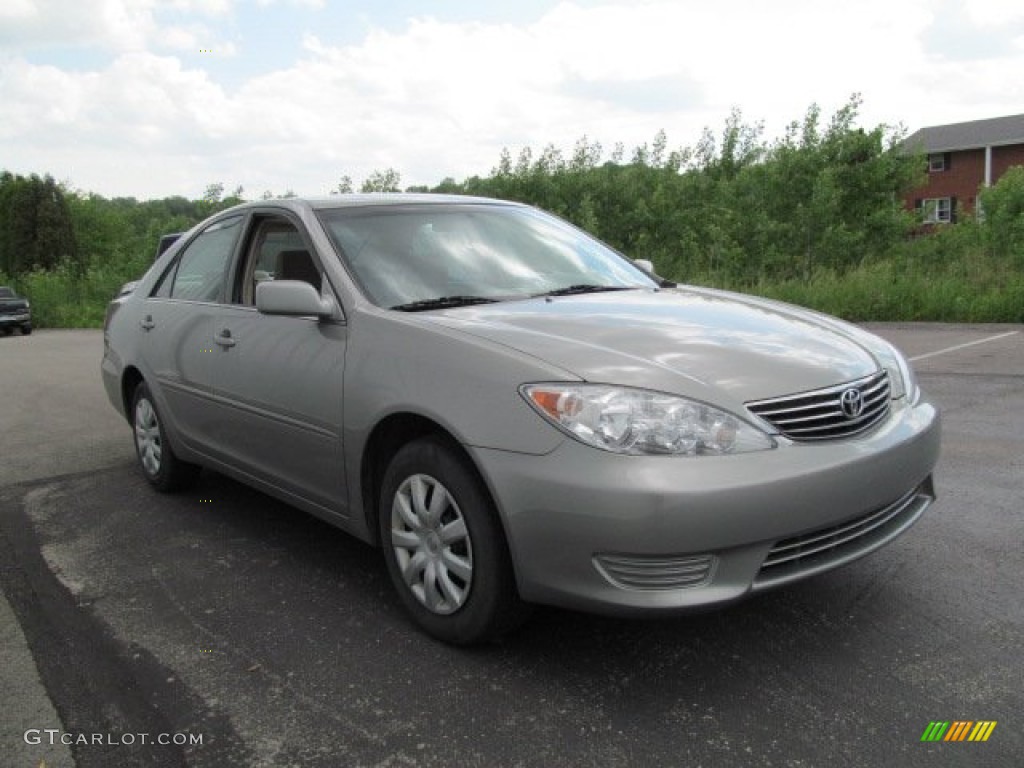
[904,113,1024,223]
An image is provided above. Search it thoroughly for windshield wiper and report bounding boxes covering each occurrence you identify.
[390,295,501,312]
[535,284,637,298]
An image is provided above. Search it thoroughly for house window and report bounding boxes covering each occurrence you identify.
[928,153,948,172]
[921,197,953,224]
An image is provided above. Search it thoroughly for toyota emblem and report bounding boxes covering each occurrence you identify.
[840,388,864,419]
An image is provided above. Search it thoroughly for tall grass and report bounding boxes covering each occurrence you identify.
[746,261,1024,323]
[4,227,1022,328]
[677,223,1024,323]
[2,258,147,329]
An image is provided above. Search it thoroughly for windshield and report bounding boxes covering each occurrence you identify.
[318,204,656,309]
[0,287,15,299]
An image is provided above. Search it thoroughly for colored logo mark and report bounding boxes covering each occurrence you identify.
[921,721,997,742]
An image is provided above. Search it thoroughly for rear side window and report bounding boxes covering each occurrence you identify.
[156,216,243,302]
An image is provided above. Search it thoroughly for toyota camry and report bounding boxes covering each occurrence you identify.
[102,195,940,644]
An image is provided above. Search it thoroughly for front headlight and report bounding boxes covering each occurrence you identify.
[874,342,919,403]
[521,384,775,456]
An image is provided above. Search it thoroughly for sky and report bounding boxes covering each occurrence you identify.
[2,0,1023,200]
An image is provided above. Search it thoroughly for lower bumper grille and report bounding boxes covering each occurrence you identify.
[754,477,935,589]
[594,553,716,591]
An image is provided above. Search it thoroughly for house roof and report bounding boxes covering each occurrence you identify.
[904,113,1024,153]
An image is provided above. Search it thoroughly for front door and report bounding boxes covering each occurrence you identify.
[203,214,349,518]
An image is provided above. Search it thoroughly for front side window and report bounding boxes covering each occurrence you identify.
[318,204,655,309]
[157,215,243,302]
[236,219,322,305]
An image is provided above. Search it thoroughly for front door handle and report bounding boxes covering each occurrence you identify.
[215,329,236,348]
[139,315,155,331]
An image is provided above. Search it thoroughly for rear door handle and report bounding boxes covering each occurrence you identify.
[215,329,236,348]
[139,315,155,331]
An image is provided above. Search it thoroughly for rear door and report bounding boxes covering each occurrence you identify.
[138,214,244,452]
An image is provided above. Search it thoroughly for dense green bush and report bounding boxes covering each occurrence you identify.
[979,166,1024,262]
[451,97,923,287]
[1,261,146,328]
[0,172,80,276]
[3,96,1022,328]
[748,260,1023,323]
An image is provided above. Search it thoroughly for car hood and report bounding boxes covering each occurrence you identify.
[427,287,882,405]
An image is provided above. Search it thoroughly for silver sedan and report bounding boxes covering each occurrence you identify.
[102,195,940,644]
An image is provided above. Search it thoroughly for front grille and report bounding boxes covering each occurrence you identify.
[746,371,890,441]
[594,553,716,591]
[753,478,934,589]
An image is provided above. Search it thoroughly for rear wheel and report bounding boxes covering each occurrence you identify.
[131,382,200,492]
[379,437,527,644]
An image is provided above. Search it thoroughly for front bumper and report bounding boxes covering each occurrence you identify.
[471,395,940,615]
[0,312,31,327]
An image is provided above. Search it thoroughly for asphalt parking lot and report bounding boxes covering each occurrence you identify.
[1,326,1021,767]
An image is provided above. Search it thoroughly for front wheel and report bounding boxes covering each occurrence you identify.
[379,437,527,645]
[21,325,31,335]
[131,382,200,492]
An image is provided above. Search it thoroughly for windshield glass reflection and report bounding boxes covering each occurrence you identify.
[318,204,656,308]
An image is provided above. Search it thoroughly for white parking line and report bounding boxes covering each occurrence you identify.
[909,331,1020,362]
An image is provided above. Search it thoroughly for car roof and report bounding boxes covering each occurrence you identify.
[227,194,523,214]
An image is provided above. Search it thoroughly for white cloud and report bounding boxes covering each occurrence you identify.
[0,0,149,51]
[923,0,1024,61]
[0,0,38,20]
[255,0,324,7]
[167,0,233,13]
[963,0,1024,26]
[0,0,240,53]
[2,0,1023,199]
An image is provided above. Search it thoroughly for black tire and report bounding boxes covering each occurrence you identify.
[379,436,528,645]
[1,327,11,336]
[131,382,200,492]
[21,325,31,335]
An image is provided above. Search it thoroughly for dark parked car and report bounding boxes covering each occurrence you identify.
[102,195,940,644]
[155,232,183,260]
[0,286,31,335]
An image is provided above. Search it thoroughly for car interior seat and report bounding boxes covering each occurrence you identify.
[276,250,322,292]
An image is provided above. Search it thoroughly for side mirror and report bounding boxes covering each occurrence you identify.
[256,280,336,318]
[634,258,655,273]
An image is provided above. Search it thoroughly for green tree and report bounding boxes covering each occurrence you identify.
[979,166,1024,261]
[66,191,134,268]
[202,182,224,203]
[0,172,80,276]
[361,168,402,193]
[725,96,919,280]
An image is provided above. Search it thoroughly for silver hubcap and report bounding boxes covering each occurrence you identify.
[134,397,162,476]
[391,474,473,615]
